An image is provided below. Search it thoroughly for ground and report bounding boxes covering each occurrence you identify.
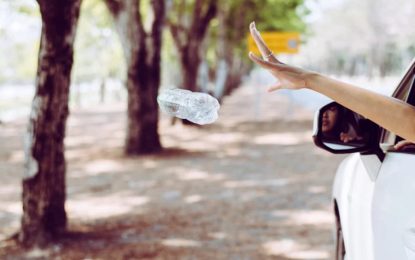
[0,85,346,259]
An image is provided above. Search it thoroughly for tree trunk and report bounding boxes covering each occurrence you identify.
[19,0,82,247]
[125,57,162,154]
[180,43,201,92]
[104,0,165,155]
[169,0,217,93]
[213,5,229,102]
[168,0,217,125]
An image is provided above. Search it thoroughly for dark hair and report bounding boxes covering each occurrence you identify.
[324,105,346,138]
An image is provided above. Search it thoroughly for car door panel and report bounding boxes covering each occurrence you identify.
[333,153,376,260]
[347,154,376,260]
[372,153,415,260]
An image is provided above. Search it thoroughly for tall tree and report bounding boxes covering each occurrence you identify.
[168,0,217,93]
[104,0,165,155]
[20,0,82,247]
[166,0,306,103]
[212,0,307,100]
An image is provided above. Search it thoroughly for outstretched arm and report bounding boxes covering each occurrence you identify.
[249,22,415,142]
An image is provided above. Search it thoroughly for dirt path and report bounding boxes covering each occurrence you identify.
[0,85,345,259]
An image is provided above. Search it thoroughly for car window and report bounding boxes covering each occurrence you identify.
[380,62,415,153]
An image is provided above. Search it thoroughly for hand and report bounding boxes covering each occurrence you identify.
[339,132,363,143]
[394,140,415,151]
[248,22,312,92]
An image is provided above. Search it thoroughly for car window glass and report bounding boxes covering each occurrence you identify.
[380,67,415,153]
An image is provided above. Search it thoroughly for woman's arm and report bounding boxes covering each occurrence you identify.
[249,22,415,142]
[308,74,415,142]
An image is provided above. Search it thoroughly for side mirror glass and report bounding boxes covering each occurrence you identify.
[313,102,378,154]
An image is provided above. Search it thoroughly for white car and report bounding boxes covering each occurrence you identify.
[312,60,415,260]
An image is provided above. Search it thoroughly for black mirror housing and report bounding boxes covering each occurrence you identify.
[312,102,380,154]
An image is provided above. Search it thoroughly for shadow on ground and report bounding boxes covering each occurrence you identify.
[0,86,345,259]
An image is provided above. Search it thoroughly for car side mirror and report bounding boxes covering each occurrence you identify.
[312,102,379,154]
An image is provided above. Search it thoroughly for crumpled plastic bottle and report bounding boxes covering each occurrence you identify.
[157,88,220,125]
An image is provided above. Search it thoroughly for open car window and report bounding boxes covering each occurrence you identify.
[380,61,415,153]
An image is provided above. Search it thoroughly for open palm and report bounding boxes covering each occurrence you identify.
[248,22,311,92]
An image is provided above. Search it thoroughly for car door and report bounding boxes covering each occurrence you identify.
[331,60,415,260]
[371,63,415,260]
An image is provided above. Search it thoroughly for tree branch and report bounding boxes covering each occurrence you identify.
[191,0,217,40]
[103,0,123,17]
[151,0,166,41]
[136,0,146,37]
[168,22,186,50]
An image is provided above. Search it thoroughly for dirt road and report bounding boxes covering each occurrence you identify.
[0,85,345,259]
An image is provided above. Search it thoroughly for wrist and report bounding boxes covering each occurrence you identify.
[304,71,322,90]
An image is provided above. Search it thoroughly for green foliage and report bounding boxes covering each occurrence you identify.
[163,0,308,90]
[139,0,152,29]
[73,0,125,82]
[207,0,308,64]
[17,5,38,16]
[255,0,308,31]
[0,1,40,83]
[167,0,198,26]
[0,0,127,85]
[0,0,308,85]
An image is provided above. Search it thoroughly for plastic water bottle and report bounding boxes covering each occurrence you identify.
[157,88,220,125]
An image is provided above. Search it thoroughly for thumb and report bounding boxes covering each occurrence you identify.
[267,81,283,92]
[249,52,285,70]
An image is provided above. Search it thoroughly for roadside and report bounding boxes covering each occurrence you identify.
[0,84,346,259]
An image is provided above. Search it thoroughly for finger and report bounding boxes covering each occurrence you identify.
[249,52,283,70]
[394,143,403,150]
[267,83,283,92]
[394,140,411,150]
[249,22,271,58]
[394,144,406,150]
[249,22,280,63]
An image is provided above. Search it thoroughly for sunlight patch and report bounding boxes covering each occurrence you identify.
[223,147,241,156]
[308,185,326,194]
[175,170,225,181]
[224,179,289,188]
[208,232,227,240]
[284,250,330,259]
[83,159,125,175]
[184,195,203,204]
[8,150,24,163]
[161,238,201,247]
[262,239,300,255]
[65,135,97,147]
[1,201,22,215]
[271,210,333,225]
[25,248,50,259]
[177,170,209,180]
[142,159,157,169]
[67,195,149,219]
[205,132,245,143]
[253,132,311,145]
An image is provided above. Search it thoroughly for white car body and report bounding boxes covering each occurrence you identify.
[333,152,415,260]
[324,60,415,260]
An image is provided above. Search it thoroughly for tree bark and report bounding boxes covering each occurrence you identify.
[105,0,164,155]
[167,0,217,125]
[169,0,217,92]
[20,0,82,247]
[180,42,201,92]
[216,1,250,99]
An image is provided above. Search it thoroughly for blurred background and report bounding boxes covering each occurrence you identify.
[2,0,414,120]
[0,0,414,259]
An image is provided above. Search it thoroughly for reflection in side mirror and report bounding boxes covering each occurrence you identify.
[324,142,358,151]
[313,102,378,154]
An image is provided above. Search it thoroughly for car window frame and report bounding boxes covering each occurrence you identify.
[379,59,415,153]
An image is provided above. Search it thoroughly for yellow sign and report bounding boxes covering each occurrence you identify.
[248,32,300,55]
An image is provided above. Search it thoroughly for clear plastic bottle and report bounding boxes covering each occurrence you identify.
[157,88,220,125]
